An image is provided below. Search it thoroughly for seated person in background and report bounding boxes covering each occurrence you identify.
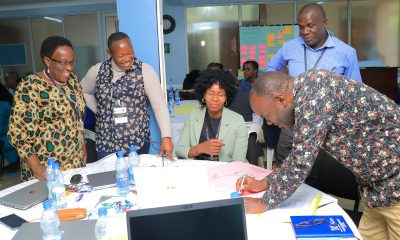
[207,62,223,70]
[181,70,200,100]
[4,71,20,95]
[176,69,248,162]
[81,32,173,160]
[238,60,258,92]
[7,36,86,181]
[182,70,200,90]
[0,83,19,166]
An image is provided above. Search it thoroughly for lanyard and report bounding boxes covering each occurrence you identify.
[44,69,82,122]
[304,45,327,72]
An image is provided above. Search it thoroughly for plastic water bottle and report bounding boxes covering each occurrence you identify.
[128,145,140,186]
[115,150,130,196]
[169,78,174,90]
[45,158,55,200]
[168,87,175,117]
[174,88,180,106]
[94,207,109,240]
[41,200,61,240]
[51,162,67,210]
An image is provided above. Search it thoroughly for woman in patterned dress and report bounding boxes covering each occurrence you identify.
[7,36,86,181]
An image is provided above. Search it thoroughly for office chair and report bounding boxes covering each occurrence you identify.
[228,90,263,166]
[84,129,97,163]
[308,150,363,226]
[0,140,4,177]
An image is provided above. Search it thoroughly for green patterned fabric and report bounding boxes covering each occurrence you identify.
[7,74,86,181]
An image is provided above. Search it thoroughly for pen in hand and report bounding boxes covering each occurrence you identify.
[239,174,247,194]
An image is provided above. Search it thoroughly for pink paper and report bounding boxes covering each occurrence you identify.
[208,161,272,192]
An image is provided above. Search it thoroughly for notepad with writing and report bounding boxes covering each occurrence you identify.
[290,215,354,239]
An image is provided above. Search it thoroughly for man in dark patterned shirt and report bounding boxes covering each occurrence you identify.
[237,69,400,240]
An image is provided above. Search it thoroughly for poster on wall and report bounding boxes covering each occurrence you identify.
[239,25,299,79]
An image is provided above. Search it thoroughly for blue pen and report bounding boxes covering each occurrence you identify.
[75,193,84,202]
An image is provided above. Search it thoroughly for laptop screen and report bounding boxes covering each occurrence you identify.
[126,198,247,240]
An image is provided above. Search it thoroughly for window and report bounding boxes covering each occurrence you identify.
[351,0,399,67]
[187,6,239,74]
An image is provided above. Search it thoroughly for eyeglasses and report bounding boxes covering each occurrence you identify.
[242,67,253,71]
[49,57,78,67]
[295,218,327,228]
[205,91,226,99]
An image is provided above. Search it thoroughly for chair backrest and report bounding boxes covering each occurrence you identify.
[0,140,4,176]
[228,89,253,122]
[317,152,360,201]
[84,129,97,163]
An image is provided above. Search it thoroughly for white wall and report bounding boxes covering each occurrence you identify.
[163,4,188,88]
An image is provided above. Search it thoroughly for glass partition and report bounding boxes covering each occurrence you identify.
[351,0,399,67]
[31,16,64,71]
[65,13,100,79]
[187,5,239,75]
[0,18,33,80]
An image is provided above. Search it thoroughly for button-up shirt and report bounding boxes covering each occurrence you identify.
[266,32,362,82]
[262,69,399,209]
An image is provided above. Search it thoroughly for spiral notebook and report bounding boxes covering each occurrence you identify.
[0,181,47,210]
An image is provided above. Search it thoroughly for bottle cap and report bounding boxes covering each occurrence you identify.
[230,191,241,198]
[129,145,136,152]
[117,150,124,158]
[98,207,107,216]
[43,199,53,209]
[48,158,55,165]
[53,161,60,169]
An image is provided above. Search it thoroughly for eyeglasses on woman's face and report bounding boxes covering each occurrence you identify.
[205,91,226,100]
[49,57,78,67]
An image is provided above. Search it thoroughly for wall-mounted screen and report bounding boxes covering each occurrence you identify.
[0,43,27,66]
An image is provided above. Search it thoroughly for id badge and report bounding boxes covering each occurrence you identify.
[113,107,127,114]
[115,116,128,124]
[113,107,128,124]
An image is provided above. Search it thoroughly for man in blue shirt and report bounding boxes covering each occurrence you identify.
[266,3,362,183]
[238,60,258,92]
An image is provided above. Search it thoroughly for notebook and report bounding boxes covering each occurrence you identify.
[87,170,116,190]
[12,219,96,240]
[290,215,354,239]
[126,198,248,240]
[0,181,47,210]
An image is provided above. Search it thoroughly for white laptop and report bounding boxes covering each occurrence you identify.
[0,181,47,210]
[12,220,96,240]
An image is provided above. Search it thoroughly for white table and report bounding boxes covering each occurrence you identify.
[0,156,362,240]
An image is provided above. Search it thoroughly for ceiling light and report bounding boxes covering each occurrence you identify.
[43,17,62,23]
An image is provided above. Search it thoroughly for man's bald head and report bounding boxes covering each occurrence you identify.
[298,3,326,20]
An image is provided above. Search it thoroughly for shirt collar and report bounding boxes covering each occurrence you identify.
[301,30,335,51]
[111,59,125,73]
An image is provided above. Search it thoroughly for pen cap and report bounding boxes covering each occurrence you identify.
[230,191,241,198]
